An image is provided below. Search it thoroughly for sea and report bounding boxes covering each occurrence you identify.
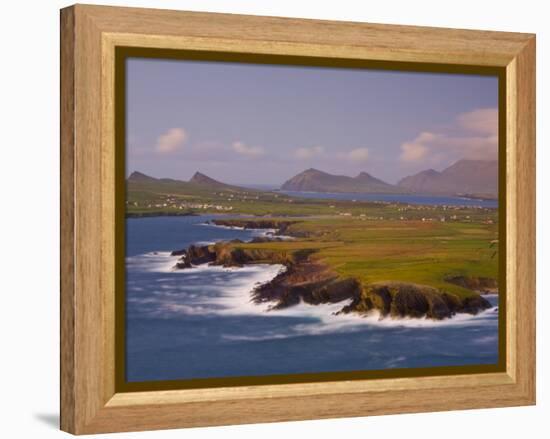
[126,212,499,383]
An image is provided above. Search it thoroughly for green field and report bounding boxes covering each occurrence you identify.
[126,177,496,222]
[237,218,498,298]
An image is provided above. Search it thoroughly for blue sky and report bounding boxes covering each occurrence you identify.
[126,58,498,185]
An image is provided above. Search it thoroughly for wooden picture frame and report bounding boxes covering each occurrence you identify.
[60,4,536,435]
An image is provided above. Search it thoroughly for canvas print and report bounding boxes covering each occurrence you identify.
[124,57,500,383]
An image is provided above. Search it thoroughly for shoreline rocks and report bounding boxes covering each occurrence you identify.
[339,282,492,320]
[171,241,296,270]
[252,260,361,310]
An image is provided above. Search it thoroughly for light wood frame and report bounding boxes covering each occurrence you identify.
[60,4,536,435]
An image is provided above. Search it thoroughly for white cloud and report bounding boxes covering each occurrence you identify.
[457,108,498,136]
[345,147,370,163]
[399,108,498,164]
[155,128,187,153]
[400,132,432,162]
[294,146,325,159]
[232,141,265,158]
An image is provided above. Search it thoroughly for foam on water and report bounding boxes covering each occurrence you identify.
[127,251,285,317]
[198,223,245,230]
[198,222,295,240]
[126,251,498,340]
[195,264,286,315]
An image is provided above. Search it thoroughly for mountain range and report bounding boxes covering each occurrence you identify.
[397,160,498,197]
[281,160,497,197]
[127,170,253,193]
[280,168,401,193]
[128,159,498,198]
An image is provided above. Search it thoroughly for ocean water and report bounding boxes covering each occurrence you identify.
[126,215,499,382]
[280,191,498,208]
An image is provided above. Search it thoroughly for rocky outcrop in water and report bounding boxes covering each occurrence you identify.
[171,241,295,269]
[339,282,491,320]
[252,259,361,310]
[172,244,216,268]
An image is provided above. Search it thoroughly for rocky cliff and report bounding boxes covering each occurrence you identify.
[339,282,491,319]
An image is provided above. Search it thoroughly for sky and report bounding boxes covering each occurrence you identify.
[126,57,499,185]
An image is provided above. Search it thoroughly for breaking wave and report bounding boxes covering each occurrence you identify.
[126,251,498,341]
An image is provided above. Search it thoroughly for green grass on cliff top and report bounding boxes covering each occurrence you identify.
[236,217,499,298]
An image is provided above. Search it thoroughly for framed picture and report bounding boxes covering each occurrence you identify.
[60,4,536,435]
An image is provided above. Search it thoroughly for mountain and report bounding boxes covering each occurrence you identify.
[127,171,159,183]
[127,171,254,193]
[280,168,402,193]
[397,160,498,197]
[188,171,258,192]
[189,172,234,189]
[355,172,394,189]
[397,169,440,193]
[127,171,186,185]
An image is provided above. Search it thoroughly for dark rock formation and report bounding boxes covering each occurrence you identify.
[172,244,217,268]
[170,248,187,256]
[461,295,494,314]
[252,260,361,310]
[171,241,294,270]
[187,244,216,264]
[339,282,491,320]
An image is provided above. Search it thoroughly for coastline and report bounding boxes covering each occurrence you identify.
[169,218,495,321]
[125,215,500,381]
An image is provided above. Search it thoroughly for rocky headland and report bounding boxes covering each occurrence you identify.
[170,219,494,320]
